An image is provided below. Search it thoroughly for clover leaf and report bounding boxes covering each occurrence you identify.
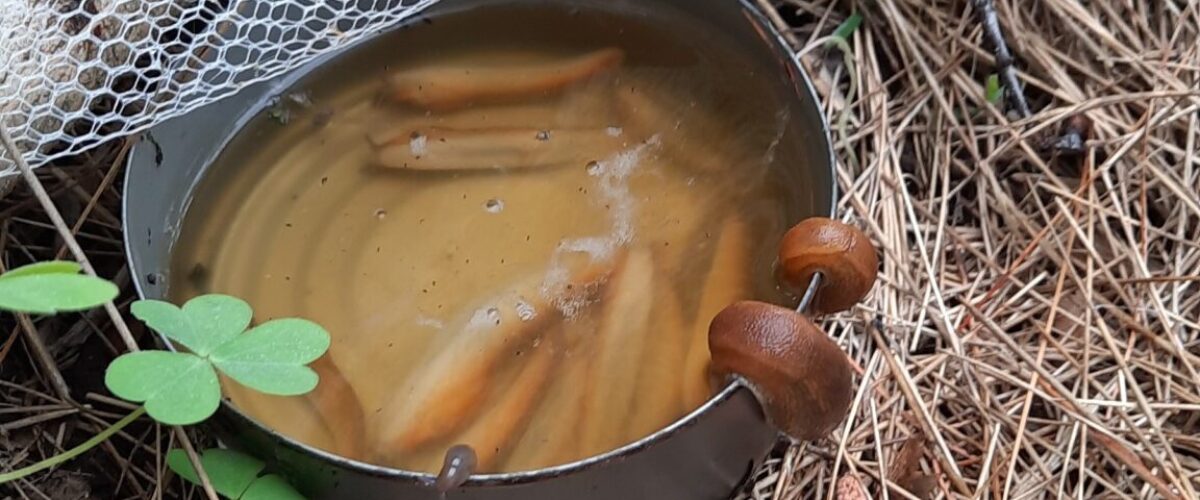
[167,448,261,497]
[0,261,118,314]
[132,295,252,356]
[167,448,304,500]
[209,318,329,396]
[106,294,331,425]
[0,261,82,278]
[105,351,219,425]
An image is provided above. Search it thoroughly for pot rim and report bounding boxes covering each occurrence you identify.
[121,0,838,488]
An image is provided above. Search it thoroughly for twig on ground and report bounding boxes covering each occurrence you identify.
[972,0,1032,118]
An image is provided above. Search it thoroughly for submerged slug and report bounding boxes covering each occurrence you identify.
[778,217,877,314]
[707,301,853,442]
[434,444,478,494]
[379,256,615,454]
[579,248,655,456]
[386,48,624,111]
[453,334,560,471]
[372,127,624,171]
[681,216,749,407]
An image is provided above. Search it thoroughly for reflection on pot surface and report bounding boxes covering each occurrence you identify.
[167,2,816,475]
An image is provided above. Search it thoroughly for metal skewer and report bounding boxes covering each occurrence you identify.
[795,271,823,315]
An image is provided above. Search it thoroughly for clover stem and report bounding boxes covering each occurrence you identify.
[0,407,146,483]
[174,426,220,499]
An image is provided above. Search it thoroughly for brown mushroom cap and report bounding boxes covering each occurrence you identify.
[708,300,853,442]
[778,217,878,314]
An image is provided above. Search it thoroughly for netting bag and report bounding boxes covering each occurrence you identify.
[0,0,441,173]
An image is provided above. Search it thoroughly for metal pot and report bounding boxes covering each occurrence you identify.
[123,0,835,498]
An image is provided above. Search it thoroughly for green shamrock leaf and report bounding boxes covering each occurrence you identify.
[104,351,220,425]
[0,263,118,314]
[109,294,331,426]
[167,448,265,498]
[131,295,252,356]
[167,448,305,499]
[210,319,330,396]
[0,261,82,279]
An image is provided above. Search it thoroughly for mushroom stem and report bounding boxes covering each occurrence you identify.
[365,83,617,148]
[308,356,368,459]
[386,48,624,111]
[625,270,688,441]
[452,334,560,471]
[681,216,750,408]
[579,247,655,456]
[636,175,711,278]
[502,341,592,471]
[373,127,623,171]
[378,257,613,453]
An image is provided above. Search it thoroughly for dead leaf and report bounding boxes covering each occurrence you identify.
[887,434,936,499]
[836,473,869,500]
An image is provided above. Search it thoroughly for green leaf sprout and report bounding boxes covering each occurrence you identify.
[986,73,1003,105]
[0,260,118,314]
[105,351,220,425]
[827,12,863,47]
[105,294,331,425]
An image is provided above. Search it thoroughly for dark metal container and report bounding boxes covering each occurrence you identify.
[123,0,835,498]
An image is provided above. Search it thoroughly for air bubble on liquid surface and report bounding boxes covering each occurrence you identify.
[467,306,501,329]
[535,130,550,141]
[409,133,427,156]
[484,198,504,213]
[374,208,387,219]
[415,315,445,330]
[585,161,601,176]
[515,300,537,322]
[605,126,622,137]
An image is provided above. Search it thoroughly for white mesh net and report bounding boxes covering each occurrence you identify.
[0,0,441,173]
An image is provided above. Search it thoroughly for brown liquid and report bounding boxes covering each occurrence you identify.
[169,3,813,474]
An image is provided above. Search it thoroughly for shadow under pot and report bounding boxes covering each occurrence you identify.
[121,0,848,498]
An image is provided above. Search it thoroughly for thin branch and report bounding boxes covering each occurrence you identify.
[972,0,1032,117]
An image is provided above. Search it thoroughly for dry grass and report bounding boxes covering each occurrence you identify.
[738,0,1200,498]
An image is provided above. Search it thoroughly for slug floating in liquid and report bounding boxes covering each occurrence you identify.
[434,444,478,495]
